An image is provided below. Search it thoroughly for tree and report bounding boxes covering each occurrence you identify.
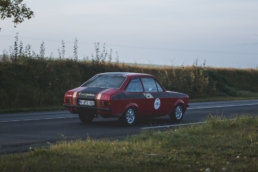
[0,0,34,27]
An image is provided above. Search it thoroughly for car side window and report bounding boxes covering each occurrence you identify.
[141,78,158,92]
[156,81,163,92]
[125,78,143,92]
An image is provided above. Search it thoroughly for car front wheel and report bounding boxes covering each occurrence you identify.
[78,113,95,123]
[169,105,184,122]
[122,108,136,125]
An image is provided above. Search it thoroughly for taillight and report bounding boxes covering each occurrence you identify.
[64,98,71,103]
[102,101,112,106]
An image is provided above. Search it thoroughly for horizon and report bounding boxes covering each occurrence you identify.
[1,0,258,68]
[1,53,257,70]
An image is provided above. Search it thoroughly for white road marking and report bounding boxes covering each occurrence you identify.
[188,103,258,110]
[141,115,258,130]
[141,122,205,130]
[0,116,77,123]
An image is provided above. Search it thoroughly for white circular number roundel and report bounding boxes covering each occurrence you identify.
[154,98,161,110]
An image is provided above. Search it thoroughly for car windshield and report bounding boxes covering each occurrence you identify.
[81,75,126,89]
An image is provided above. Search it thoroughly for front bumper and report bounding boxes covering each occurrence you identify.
[63,104,112,112]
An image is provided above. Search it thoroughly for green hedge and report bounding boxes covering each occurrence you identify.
[1,57,258,110]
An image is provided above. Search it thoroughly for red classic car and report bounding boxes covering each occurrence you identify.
[63,72,189,125]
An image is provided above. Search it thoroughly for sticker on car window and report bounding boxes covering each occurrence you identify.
[154,98,161,110]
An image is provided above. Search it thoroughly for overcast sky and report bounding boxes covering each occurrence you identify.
[1,0,258,68]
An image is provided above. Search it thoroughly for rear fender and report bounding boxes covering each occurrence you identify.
[125,103,138,114]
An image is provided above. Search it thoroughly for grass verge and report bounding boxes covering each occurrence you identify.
[0,115,257,171]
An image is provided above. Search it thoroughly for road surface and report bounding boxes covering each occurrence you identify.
[1,99,258,153]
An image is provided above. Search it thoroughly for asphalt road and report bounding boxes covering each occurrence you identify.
[1,99,258,153]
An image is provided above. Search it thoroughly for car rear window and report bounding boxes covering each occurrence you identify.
[81,75,126,89]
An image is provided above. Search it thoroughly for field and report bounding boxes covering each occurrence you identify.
[0,116,257,171]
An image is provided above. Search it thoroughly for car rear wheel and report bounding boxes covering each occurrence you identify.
[78,113,95,123]
[169,105,184,122]
[122,108,136,125]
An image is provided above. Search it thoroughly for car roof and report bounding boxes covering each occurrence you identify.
[99,72,153,77]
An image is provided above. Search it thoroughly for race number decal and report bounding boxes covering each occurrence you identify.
[154,98,161,110]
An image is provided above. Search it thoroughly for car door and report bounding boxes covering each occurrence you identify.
[141,77,169,116]
[124,78,146,116]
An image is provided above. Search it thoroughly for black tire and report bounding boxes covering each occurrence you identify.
[122,108,137,125]
[78,113,95,123]
[169,105,184,122]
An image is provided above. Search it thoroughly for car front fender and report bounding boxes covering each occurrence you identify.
[173,99,187,111]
